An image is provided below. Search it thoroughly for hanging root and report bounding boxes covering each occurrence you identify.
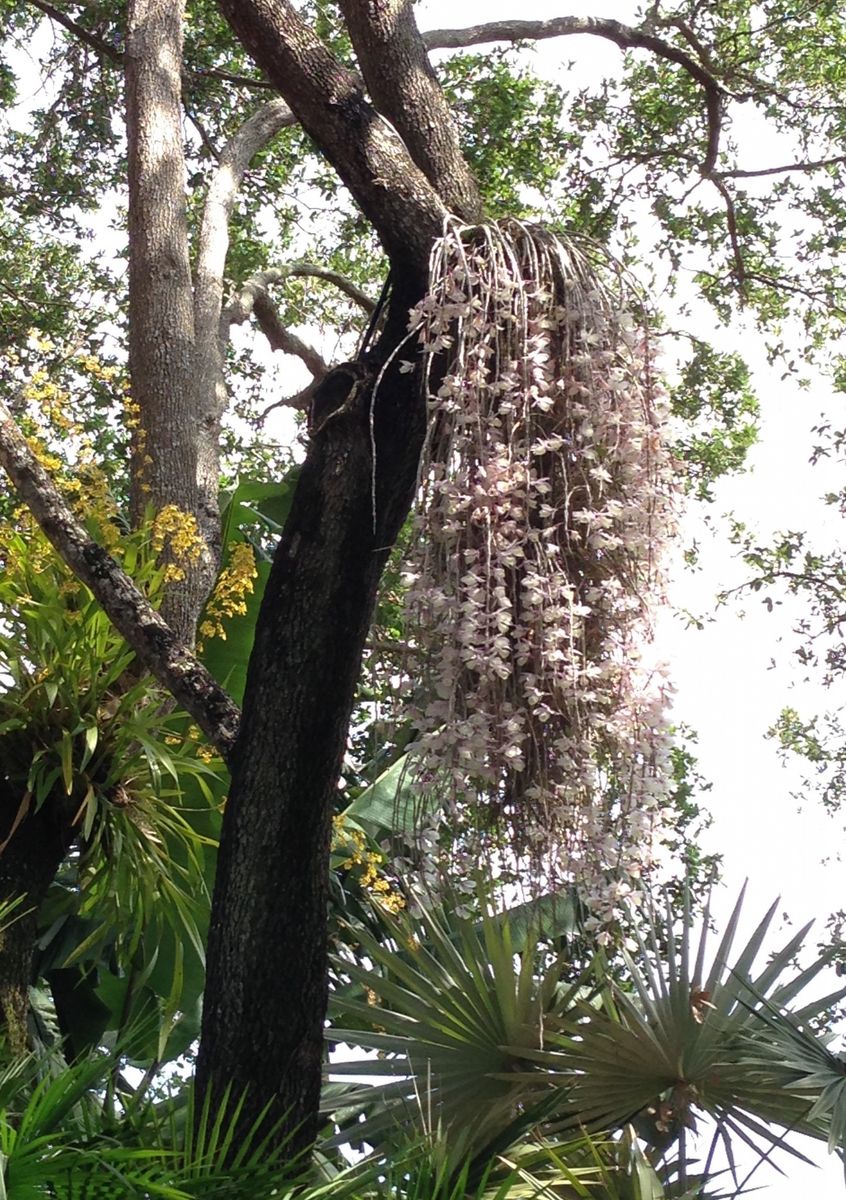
[396,218,680,920]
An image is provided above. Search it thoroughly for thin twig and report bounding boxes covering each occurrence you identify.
[193,66,274,91]
[709,175,747,291]
[25,0,273,93]
[260,379,318,420]
[186,107,220,163]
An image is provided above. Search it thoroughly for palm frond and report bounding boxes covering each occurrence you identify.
[326,896,586,1158]
[531,890,846,1157]
[328,887,846,1189]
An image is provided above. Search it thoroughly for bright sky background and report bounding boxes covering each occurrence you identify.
[416,0,846,1194]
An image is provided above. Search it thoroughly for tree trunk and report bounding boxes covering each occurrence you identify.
[196,276,428,1156]
[216,0,447,267]
[337,0,482,221]
[125,0,213,643]
[0,789,74,1054]
[197,0,466,1157]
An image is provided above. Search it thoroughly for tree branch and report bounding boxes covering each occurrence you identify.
[224,264,376,331]
[251,291,329,378]
[709,175,747,291]
[338,0,481,220]
[185,105,220,163]
[270,264,377,313]
[25,0,122,62]
[423,15,724,175]
[224,262,376,389]
[193,66,275,91]
[194,98,297,570]
[0,398,240,759]
[225,262,382,423]
[719,154,846,180]
[653,16,719,77]
[196,101,297,331]
[217,0,448,271]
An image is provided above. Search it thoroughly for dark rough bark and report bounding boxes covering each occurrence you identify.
[0,786,75,1053]
[197,0,459,1158]
[197,276,428,1155]
[338,0,482,220]
[217,0,448,267]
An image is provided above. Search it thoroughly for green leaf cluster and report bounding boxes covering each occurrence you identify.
[0,518,224,1065]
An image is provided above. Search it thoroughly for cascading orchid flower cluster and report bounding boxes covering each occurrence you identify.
[399,218,680,922]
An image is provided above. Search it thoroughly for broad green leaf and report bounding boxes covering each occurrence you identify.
[201,559,271,706]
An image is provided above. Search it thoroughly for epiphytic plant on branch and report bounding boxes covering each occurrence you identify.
[400,219,678,921]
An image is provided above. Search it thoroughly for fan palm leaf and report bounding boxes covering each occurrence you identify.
[520,888,846,1157]
[328,887,846,1185]
[326,894,585,1158]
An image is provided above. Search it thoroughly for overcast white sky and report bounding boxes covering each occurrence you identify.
[414,0,846,1193]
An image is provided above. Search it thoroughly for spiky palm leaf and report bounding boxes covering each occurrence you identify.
[328,888,846,1191]
[514,888,846,1161]
[0,1048,372,1199]
[326,895,584,1160]
[499,1127,730,1200]
[733,989,846,1154]
[0,521,225,1061]
[369,1127,686,1200]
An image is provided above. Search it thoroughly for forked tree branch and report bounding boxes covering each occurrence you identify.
[218,0,448,269]
[224,264,376,326]
[223,264,376,384]
[0,398,241,759]
[225,262,383,413]
[338,0,482,219]
[250,292,329,378]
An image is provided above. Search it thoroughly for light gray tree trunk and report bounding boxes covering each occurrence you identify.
[193,98,296,575]
[125,0,210,643]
